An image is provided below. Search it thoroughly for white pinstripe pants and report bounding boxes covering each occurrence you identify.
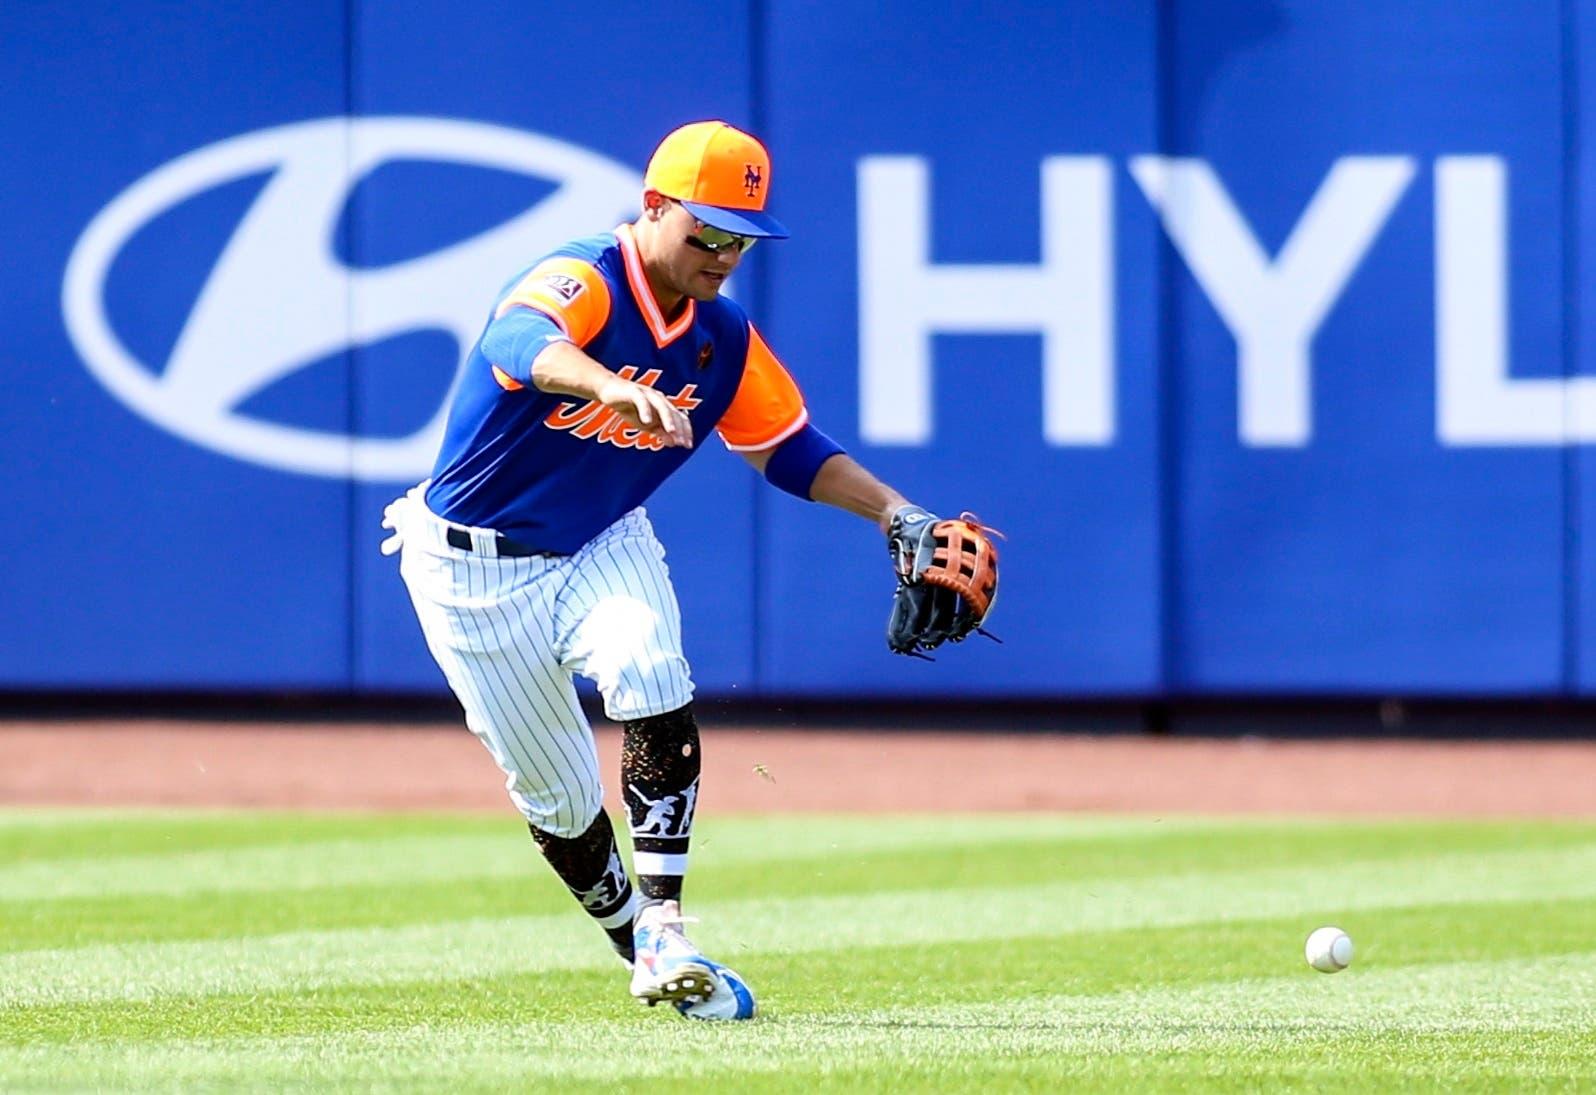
[390,488,694,836]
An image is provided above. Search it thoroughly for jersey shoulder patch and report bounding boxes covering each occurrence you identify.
[538,272,586,302]
[495,256,613,347]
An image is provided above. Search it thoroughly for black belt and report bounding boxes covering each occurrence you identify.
[445,527,555,558]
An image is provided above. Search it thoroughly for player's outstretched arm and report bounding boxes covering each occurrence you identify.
[532,341,692,448]
[740,448,906,531]
[740,446,999,653]
[807,453,909,532]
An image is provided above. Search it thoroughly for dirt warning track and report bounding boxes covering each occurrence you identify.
[0,721,1593,816]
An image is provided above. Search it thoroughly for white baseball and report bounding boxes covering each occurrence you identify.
[1305,926,1354,972]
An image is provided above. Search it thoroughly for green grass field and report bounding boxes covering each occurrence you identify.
[3,810,1595,1092]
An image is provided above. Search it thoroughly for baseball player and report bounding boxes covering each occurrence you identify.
[380,121,997,1020]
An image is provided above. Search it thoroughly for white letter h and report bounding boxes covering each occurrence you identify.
[858,156,1114,445]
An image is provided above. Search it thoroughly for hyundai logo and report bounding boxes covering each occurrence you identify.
[62,116,640,480]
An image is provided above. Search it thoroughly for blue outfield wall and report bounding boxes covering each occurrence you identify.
[2,0,1594,697]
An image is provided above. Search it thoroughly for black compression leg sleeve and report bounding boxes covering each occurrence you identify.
[621,704,701,907]
[529,810,636,962]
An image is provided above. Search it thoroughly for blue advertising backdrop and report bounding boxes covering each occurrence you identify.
[2,0,1593,697]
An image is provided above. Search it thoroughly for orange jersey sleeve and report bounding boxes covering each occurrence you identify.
[494,258,611,347]
[717,323,809,451]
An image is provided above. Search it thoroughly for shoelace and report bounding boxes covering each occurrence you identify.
[649,913,699,939]
[642,913,703,956]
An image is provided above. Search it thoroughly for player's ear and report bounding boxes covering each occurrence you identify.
[642,189,669,221]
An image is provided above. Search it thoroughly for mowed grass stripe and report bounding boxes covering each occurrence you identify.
[6,815,1591,906]
[16,897,1596,1044]
[12,821,1596,953]
[0,811,504,866]
[10,841,1596,1008]
[0,814,1206,900]
[0,834,531,901]
[9,809,1590,872]
[914,949,1596,1034]
[0,814,1244,881]
[6,828,1372,952]
[1,877,555,953]
[3,952,1593,1093]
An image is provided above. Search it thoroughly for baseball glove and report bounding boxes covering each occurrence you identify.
[885,505,1001,656]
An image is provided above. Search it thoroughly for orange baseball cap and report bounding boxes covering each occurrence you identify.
[644,121,789,239]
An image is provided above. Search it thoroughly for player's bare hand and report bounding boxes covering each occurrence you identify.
[598,378,694,448]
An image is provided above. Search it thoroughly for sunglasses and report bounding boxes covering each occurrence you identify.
[672,200,757,254]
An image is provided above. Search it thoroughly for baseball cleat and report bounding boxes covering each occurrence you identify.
[673,959,757,1021]
[629,902,719,1008]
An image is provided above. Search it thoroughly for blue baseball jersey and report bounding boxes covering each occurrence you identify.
[426,225,810,554]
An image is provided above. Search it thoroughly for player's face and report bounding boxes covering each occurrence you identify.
[661,200,748,301]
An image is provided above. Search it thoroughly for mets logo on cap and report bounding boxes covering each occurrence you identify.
[644,121,789,239]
